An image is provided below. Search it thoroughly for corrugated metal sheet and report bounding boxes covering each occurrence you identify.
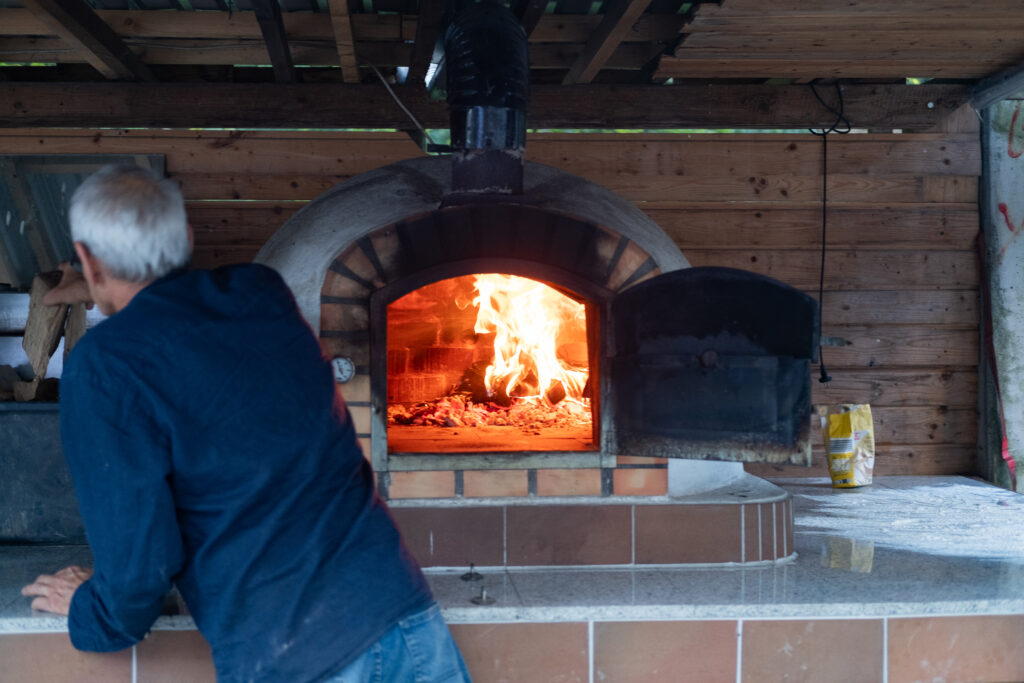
[0,155,165,291]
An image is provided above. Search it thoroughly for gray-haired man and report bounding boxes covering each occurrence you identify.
[23,165,470,683]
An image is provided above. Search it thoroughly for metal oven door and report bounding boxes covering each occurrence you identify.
[606,267,819,466]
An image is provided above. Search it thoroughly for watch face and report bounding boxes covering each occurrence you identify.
[332,357,356,384]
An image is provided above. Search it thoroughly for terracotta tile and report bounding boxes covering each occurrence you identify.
[888,615,1024,683]
[617,456,669,466]
[507,504,631,565]
[318,337,369,366]
[390,506,504,568]
[349,405,371,435]
[742,619,883,683]
[784,499,794,557]
[613,467,668,496]
[137,630,216,683]
[635,504,742,564]
[449,622,588,683]
[320,300,369,333]
[0,633,131,683]
[463,470,528,498]
[339,243,385,288]
[368,227,403,281]
[761,503,776,561]
[388,471,455,499]
[536,468,602,496]
[594,620,737,683]
[607,241,653,291]
[340,375,371,404]
[775,501,787,559]
[322,260,372,300]
[744,504,761,562]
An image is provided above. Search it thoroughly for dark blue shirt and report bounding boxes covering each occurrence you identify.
[60,264,432,683]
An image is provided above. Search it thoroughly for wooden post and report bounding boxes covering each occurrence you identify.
[328,0,360,83]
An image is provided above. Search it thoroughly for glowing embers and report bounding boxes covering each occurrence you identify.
[386,274,594,453]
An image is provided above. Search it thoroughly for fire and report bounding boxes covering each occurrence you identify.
[472,274,588,406]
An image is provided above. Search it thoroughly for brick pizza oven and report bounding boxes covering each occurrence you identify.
[253,3,818,570]
[254,153,817,569]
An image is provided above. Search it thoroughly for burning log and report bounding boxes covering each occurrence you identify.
[545,380,566,406]
[386,272,592,433]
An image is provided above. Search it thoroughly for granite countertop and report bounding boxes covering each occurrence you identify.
[3,476,1024,633]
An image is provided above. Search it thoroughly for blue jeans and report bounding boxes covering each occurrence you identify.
[324,603,472,683]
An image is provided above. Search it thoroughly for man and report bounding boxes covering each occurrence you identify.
[21,165,470,683]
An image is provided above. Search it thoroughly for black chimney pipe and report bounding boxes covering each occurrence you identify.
[444,2,529,196]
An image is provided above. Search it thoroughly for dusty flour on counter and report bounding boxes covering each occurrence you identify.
[790,479,1024,560]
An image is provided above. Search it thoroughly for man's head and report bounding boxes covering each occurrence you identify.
[69,165,191,314]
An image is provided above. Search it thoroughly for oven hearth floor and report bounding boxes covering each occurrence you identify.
[2,476,1023,634]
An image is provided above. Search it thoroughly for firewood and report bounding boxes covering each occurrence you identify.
[545,380,566,406]
[64,302,88,361]
[13,378,59,402]
[22,272,68,379]
[13,379,39,402]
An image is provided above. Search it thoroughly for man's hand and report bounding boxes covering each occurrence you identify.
[41,262,94,309]
[21,566,93,615]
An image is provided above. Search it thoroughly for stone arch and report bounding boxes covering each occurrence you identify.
[255,156,688,333]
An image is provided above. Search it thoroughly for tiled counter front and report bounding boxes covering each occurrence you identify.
[4,478,1024,683]
[4,615,1024,683]
[390,497,795,569]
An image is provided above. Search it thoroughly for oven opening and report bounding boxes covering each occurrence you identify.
[386,273,597,453]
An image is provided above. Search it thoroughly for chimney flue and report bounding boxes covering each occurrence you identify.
[444,2,529,196]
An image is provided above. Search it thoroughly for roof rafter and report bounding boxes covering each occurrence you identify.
[327,0,360,82]
[562,0,653,85]
[251,0,298,83]
[19,0,154,81]
[407,0,445,88]
[518,0,547,38]
[971,60,1024,110]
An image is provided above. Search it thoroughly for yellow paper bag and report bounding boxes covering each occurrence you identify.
[822,404,875,488]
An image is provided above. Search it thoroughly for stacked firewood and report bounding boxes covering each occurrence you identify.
[0,272,86,401]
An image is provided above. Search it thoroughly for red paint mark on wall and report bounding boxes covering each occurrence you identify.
[997,203,1018,233]
[995,203,1024,264]
[1010,101,1024,159]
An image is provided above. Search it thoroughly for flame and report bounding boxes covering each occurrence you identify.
[473,274,588,406]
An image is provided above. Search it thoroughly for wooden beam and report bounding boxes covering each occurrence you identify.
[0,36,677,71]
[657,55,1010,81]
[407,0,444,87]
[250,0,297,83]
[0,244,18,289]
[0,9,685,43]
[327,0,360,82]
[694,0,1024,16]
[563,0,652,84]
[970,60,1024,110]
[0,82,969,130]
[18,0,154,81]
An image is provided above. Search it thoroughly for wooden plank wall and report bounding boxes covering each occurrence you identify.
[0,126,981,477]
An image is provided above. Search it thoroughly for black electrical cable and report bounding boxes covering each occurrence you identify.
[808,80,851,385]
